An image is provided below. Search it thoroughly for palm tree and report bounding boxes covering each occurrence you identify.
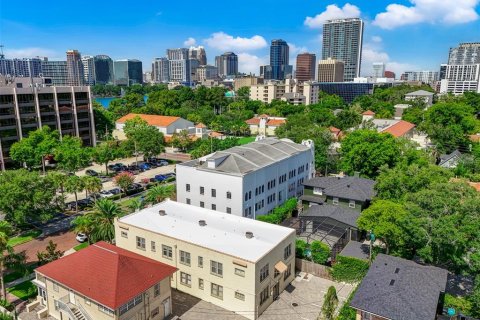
[65,175,84,212]
[127,198,144,213]
[82,176,102,199]
[87,198,123,243]
[48,171,67,206]
[71,215,94,244]
[145,185,175,205]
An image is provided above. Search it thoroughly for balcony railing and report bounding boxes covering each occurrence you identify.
[55,295,93,320]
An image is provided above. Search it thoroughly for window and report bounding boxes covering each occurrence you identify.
[235,291,245,301]
[151,241,156,252]
[211,204,216,210]
[360,311,374,320]
[284,263,292,280]
[186,184,190,192]
[211,189,216,197]
[198,256,203,268]
[284,244,292,260]
[99,304,115,316]
[84,298,91,305]
[260,286,269,305]
[211,283,223,299]
[226,191,231,199]
[333,197,339,205]
[121,231,128,238]
[199,278,204,290]
[260,263,269,282]
[274,269,280,278]
[200,186,204,195]
[136,236,146,250]
[186,198,191,204]
[349,200,356,208]
[53,283,59,292]
[245,192,248,201]
[162,245,172,259]
[200,201,204,208]
[180,272,192,287]
[119,294,142,315]
[151,307,159,317]
[226,207,231,214]
[313,187,323,195]
[154,284,160,297]
[180,250,191,266]
[235,268,245,277]
[211,260,223,277]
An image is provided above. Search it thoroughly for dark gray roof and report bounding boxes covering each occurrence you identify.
[350,254,448,320]
[439,150,462,166]
[301,204,359,227]
[299,195,324,204]
[303,176,375,202]
[339,241,370,260]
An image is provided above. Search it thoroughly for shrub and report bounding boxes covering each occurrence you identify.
[310,241,331,265]
[331,255,369,283]
[444,294,473,317]
[0,299,13,311]
[322,286,338,320]
[0,313,14,320]
[296,239,307,259]
[256,198,297,224]
[336,287,358,320]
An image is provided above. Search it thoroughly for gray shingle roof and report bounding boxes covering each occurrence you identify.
[405,90,434,96]
[299,195,324,204]
[439,150,462,166]
[301,204,360,227]
[350,254,448,320]
[339,241,370,260]
[303,176,375,202]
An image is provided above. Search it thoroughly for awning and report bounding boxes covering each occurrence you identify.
[274,261,288,273]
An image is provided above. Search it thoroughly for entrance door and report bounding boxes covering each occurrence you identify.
[69,290,75,304]
[273,283,280,300]
[39,288,47,305]
[163,297,171,318]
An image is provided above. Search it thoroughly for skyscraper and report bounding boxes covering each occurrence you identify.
[322,18,364,82]
[317,58,344,82]
[41,60,68,86]
[81,55,95,86]
[66,50,84,86]
[215,52,238,77]
[372,62,385,78]
[270,39,291,80]
[113,59,143,86]
[167,48,192,84]
[94,55,114,84]
[189,46,207,66]
[152,57,170,83]
[448,43,480,65]
[295,53,316,82]
[0,58,42,77]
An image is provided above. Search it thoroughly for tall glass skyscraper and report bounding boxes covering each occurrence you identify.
[215,52,238,77]
[270,39,290,80]
[322,18,364,82]
[113,59,143,86]
[94,55,114,84]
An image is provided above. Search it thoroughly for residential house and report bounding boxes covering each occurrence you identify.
[362,111,416,139]
[350,254,448,320]
[438,150,462,168]
[115,200,296,320]
[245,114,286,136]
[30,241,177,320]
[404,89,434,106]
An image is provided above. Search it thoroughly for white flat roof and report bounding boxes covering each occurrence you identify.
[118,200,295,263]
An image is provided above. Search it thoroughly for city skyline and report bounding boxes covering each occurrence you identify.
[1,0,479,77]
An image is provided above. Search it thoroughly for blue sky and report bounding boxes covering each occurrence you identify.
[1,0,479,77]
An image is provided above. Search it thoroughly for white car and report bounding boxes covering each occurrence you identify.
[99,190,114,198]
[76,233,88,243]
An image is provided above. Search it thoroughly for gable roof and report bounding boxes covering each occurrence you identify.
[266,119,286,126]
[303,176,375,202]
[116,113,181,127]
[405,90,434,96]
[381,120,415,138]
[36,241,176,310]
[439,150,462,166]
[362,110,375,116]
[245,115,286,126]
[350,254,448,320]
[301,203,360,227]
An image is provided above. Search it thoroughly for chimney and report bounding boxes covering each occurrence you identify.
[159,210,166,216]
[199,220,207,227]
[245,231,254,239]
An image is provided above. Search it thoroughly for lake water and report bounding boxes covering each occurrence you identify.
[95,95,148,108]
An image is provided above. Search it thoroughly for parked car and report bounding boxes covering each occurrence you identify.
[65,201,77,211]
[85,169,99,176]
[153,174,167,182]
[146,161,159,168]
[76,233,88,243]
[138,163,151,171]
[108,188,122,195]
[158,160,169,166]
[99,190,114,198]
[77,198,94,210]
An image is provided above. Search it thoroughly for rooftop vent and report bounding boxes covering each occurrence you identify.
[389,279,395,286]
[199,220,207,227]
[159,210,166,216]
[245,231,254,239]
[395,268,400,274]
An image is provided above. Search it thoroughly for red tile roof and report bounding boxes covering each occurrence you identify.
[266,119,286,126]
[209,131,225,138]
[195,123,207,128]
[117,113,180,127]
[245,117,260,125]
[381,120,415,138]
[362,110,375,116]
[36,241,176,310]
[329,126,341,133]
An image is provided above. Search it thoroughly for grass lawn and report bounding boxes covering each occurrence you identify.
[74,242,89,251]
[7,281,37,300]
[8,229,42,247]
[238,136,255,145]
[4,266,35,284]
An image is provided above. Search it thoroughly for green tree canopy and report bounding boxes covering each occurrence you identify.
[54,136,92,173]
[123,116,165,158]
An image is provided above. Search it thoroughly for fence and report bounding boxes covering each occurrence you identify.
[295,258,332,280]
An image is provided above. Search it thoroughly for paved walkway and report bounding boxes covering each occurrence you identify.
[14,230,78,263]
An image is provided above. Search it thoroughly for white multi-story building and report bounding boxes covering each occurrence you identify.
[401,71,439,84]
[439,64,480,94]
[372,62,385,78]
[152,57,169,83]
[81,55,95,86]
[115,200,296,320]
[176,137,315,218]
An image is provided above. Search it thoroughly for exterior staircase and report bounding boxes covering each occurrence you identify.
[70,305,86,320]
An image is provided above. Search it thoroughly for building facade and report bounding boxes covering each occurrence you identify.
[176,137,315,217]
[304,82,374,104]
[196,65,218,81]
[115,200,297,320]
[448,42,480,65]
[269,39,291,80]
[114,59,143,86]
[66,50,84,86]
[401,71,439,84]
[0,58,42,77]
[372,62,385,78]
[189,46,207,65]
[439,64,480,94]
[167,49,192,84]
[81,55,95,86]
[234,76,264,91]
[40,60,68,86]
[317,58,345,82]
[0,85,96,170]
[152,57,170,83]
[295,53,316,82]
[215,52,238,77]
[322,18,364,82]
[94,55,114,84]
[245,115,286,136]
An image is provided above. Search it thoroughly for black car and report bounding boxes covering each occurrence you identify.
[108,188,122,195]
[85,169,99,176]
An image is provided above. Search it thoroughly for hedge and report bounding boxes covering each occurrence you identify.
[444,294,473,317]
[336,287,358,320]
[330,255,369,283]
[257,198,297,224]
[295,239,331,265]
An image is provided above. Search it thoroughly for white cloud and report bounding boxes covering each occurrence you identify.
[361,43,418,77]
[304,4,361,29]
[4,47,58,59]
[288,43,309,55]
[155,11,163,16]
[183,37,196,46]
[371,36,382,43]
[373,0,479,29]
[237,53,269,75]
[204,32,267,51]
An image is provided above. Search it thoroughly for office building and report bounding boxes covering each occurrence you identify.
[81,55,95,86]
[215,52,238,77]
[233,75,264,91]
[167,49,192,84]
[115,199,297,320]
[448,42,480,65]
[94,55,114,84]
[317,58,344,82]
[401,71,439,84]
[0,58,43,78]
[295,53,316,82]
[0,85,96,170]
[304,82,374,104]
[176,137,315,217]
[259,65,273,79]
[384,70,395,79]
[322,18,364,82]
[41,60,68,86]
[114,59,143,86]
[439,64,480,94]
[269,39,291,80]
[189,46,207,65]
[152,57,170,83]
[195,65,218,81]
[372,62,385,78]
[66,50,84,86]
[32,241,176,320]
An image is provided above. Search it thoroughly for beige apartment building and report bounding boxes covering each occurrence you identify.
[249,79,302,104]
[30,241,176,320]
[115,200,296,320]
[234,75,264,91]
[317,58,345,82]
